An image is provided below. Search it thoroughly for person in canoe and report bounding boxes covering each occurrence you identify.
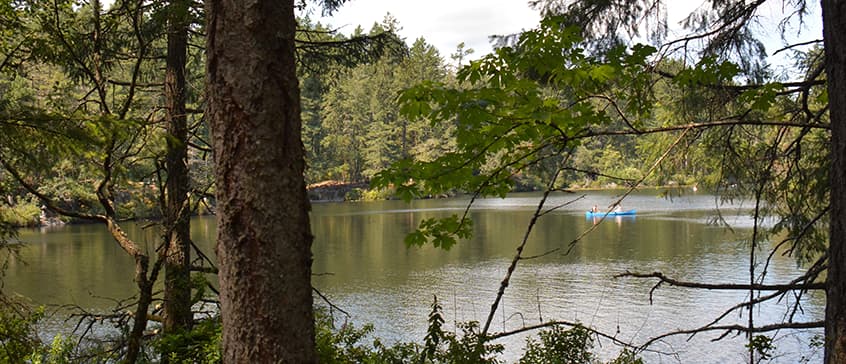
[591,205,599,213]
[614,205,622,213]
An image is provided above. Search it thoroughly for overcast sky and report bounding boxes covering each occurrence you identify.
[310,1,822,71]
[312,0,541,61]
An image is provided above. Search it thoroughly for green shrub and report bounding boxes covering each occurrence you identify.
[746,335,775,362]
[607,349,644,364]
[345,187,396,201]
[2,299,640,364]
[0,202,41,227]
[0,301,44,363]
[27,334,75,364]
[360,187,395,201]
[315,310,379,363]
[421,296,503,364]
[344,188,364,201]
[519,325,595,364]
[154,319,222,364]
[314,296,506,364]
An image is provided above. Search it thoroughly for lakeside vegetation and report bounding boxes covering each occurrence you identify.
[0,0,839,362]
[0,14,711,226]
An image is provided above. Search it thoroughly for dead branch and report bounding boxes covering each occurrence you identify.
[313,287,350,318]
[481,166,564,337]
[614,271,825,292]
[638,321,824,350]
[697,255,827,331]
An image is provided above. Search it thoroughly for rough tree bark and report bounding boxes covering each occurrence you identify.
[163,0,193,338]
[205,0,316,362]
[823,1,846,362]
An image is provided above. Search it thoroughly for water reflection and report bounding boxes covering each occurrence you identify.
[588,214,636,226]
[6,191,824,363]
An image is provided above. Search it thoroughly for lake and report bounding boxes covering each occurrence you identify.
[5,190,824,363]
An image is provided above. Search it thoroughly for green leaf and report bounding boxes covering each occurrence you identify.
[589,64,616,82]
[406,215,474,250]
[404,230,427,247]
[738,82,783,112]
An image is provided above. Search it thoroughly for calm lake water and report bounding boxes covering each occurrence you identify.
[6,190,824,363]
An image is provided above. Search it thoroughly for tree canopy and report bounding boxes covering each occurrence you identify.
[371,1,834,362]
[0,0,840,362]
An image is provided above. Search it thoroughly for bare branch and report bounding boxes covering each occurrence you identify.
[482,166,564,337]
[639,321,824,350]
[614,271,825,291]
[313,287,350,317]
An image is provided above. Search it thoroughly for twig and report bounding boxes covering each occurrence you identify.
[637,321,824,350]
[313,287,350,317]
[481,167,563,337]
[614,271,825,291]
[487,320,679,357]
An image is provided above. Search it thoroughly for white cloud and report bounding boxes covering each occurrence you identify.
[312,0,821,71]
[315,0,541,61]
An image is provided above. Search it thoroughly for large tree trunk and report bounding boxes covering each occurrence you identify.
[163,0,193,339]
[823,1,846,363]
[205,0,316,362]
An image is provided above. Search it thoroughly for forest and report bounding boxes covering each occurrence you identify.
[0,8,709,228]
[0,0,842,363]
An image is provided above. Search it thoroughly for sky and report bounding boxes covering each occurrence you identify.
[311,0,541,62]
[310,1,823,71]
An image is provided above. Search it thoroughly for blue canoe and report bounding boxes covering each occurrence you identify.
[585,209,637,217]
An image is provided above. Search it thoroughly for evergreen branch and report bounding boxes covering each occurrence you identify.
[584,117,829,141]
[48,0,110,115]
[117,0,150,120]
[659,0,767,58]
[561,165,637,184]
[653,68,825,94]
[764,205,828,271]
[0,37,28,73]
[772,39,823,56]
[107,79,163,88]
[295,32,405,72]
